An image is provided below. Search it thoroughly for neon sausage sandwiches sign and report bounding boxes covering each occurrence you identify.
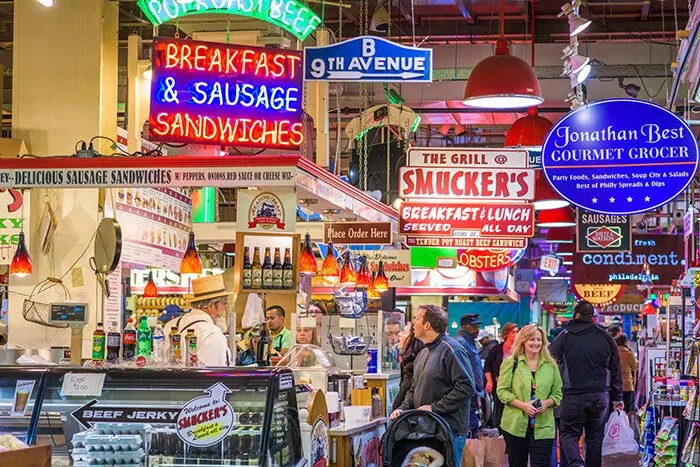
[148,37,303,150]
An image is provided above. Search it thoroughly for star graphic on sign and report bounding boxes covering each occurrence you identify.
[644,196,651,202]
[609,197,615,203]
[592,197,598,204]
[627,196,633,202]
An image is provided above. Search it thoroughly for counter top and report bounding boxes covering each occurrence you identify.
[329,417,386,436]
[362,371,400,380]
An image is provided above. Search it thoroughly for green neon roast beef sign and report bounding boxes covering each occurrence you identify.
[137,0,321,41]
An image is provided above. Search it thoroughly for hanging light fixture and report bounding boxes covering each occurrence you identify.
[545,227,575,243]
[367,273,381,299]
[561,41,591,86]
[299,232,318,275]
[505,107,553,150]
[372,261,390,292]
[560,1,591,36]
[339,251,357,286]
[533,173,570,211]
[369,2,390,33]
[463,0,543,110]
[143,271,159,298]
[10,232,32,277]
[321,241,340,281]
[180,231,202,274]
[356,256,372,288]
[536,207,576,228]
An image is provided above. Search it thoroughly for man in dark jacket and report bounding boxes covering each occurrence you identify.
[455,313,485,437]
[391,305,475,466]
[550,300,623,467]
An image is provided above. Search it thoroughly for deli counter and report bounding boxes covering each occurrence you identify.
[0,367,304,466]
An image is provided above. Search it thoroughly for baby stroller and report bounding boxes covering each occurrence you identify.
[380,410,455,467]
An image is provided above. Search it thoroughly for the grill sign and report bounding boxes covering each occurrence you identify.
[398,167,535,200]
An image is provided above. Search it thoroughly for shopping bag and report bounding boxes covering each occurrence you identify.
[602,409,640,456]
[242,293,265,329]
[462,436,506,467]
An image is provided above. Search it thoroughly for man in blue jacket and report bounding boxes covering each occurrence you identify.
[391,305,475,465]
[456,313,485,437]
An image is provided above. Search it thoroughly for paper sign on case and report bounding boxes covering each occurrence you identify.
[61,373,106,397]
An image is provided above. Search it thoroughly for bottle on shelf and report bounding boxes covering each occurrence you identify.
[371,387,382,419]
[262,247,273,289]
[188,335,198,367]
[256,323,270,366]
[152,323,165,363]
[122,319,137,362]
[272,247,283,289]
[251,247,262,289]
[106,326,120,364]
[169,327,182,365]
[92,322,105,361]
[282,248,293,289]
[184,329,195,363]
[137,316,153,357]
[242,246,252,289]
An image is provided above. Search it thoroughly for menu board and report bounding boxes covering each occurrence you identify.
[114,188,192,270]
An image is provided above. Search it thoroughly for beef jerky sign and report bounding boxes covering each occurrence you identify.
[576,209,631,252]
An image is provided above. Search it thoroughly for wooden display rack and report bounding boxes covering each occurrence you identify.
[0,444,51,467]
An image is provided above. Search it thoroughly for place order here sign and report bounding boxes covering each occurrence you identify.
[398,148,535,258]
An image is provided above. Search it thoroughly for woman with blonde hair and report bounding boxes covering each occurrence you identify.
[497,324,562,467]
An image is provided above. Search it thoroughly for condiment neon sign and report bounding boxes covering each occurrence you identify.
[148,37,303,150]
[136,0,321,41]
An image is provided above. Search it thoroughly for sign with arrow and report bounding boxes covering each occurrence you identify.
[71,399,181,429]
[176,383,235,448]
[304,36,432,82]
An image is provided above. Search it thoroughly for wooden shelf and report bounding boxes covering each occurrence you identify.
[238,288,298,295]
[0,445,51,467]
[233,231,301,294]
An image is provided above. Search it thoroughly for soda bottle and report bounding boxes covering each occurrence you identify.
[106,326,120,364]
[188,335,198,367]
[256,324,270,366]
[92,322,105,361]
[242,246,252,289]
[184,329,195,363]
[169,327,182,365]
[152,323,165,363]
[122,319,137,361]
[137,316,152,357]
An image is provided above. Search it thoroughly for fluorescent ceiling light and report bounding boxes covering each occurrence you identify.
[36,0,54,6]
[463,95,544,109]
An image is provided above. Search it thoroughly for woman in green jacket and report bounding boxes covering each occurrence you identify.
[497,324,562,467]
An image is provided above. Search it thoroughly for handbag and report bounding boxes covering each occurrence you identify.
[461,436,506,467]
[333,290,367,318]
[602,409,640,456]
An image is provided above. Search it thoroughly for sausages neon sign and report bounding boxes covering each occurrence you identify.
[148,37,303,150]
[136,0,321,41]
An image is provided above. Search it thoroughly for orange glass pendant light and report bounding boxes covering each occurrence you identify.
[143,271,159,298]
[372,261,390,292]
[10,231,32,277]
[299,233,318,275]
[321,241,340,280]
[367,273,381,299]
[339,251,357,286]
[180,231,202,274]
[356,256,372,288]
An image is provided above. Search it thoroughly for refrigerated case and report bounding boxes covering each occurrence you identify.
[0,367,303,466]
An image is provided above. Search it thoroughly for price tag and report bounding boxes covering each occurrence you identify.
[339,318,356,329]
[61,372,106,397]
[299,317,317,328]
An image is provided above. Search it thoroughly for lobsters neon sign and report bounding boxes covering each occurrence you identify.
[137,0,321,41]
[148,37,303,150]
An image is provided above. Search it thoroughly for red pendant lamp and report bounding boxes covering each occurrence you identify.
[463,0,543,110]
[143,271,159,298]
[505,107,553,150]
[339,251,357,286]
[534,172,570,211]
[545,227,575,244]
[10,231,32,277]
[356,256,372,288]
[321,241,340,280]
[372,261,390,293]
[180,231,202,274]
[299,233,318,275]
[536,207,576,228]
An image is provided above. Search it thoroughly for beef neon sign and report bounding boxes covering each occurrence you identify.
[136,0,321,41]
[148,37,303,150]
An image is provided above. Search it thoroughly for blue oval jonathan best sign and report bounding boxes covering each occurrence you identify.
[542,99,699,215]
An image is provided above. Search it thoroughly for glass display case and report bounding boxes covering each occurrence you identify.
[0,367,303,466]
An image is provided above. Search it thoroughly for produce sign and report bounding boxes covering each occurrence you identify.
[576,209,631,252]
[149,37,303,150]
[176,383,234,447]
[407,148,528,169]
[304,36,432,82]
[456,249,526,272]
[136,0,321,41]
[399,202,534,237]
[571,234,684,286]
[398,167,535,200]
[541,99,699,215]
[572,283,625,307]
[406,236,527,249]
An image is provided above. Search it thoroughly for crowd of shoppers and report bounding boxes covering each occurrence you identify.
[388,300,636,467]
